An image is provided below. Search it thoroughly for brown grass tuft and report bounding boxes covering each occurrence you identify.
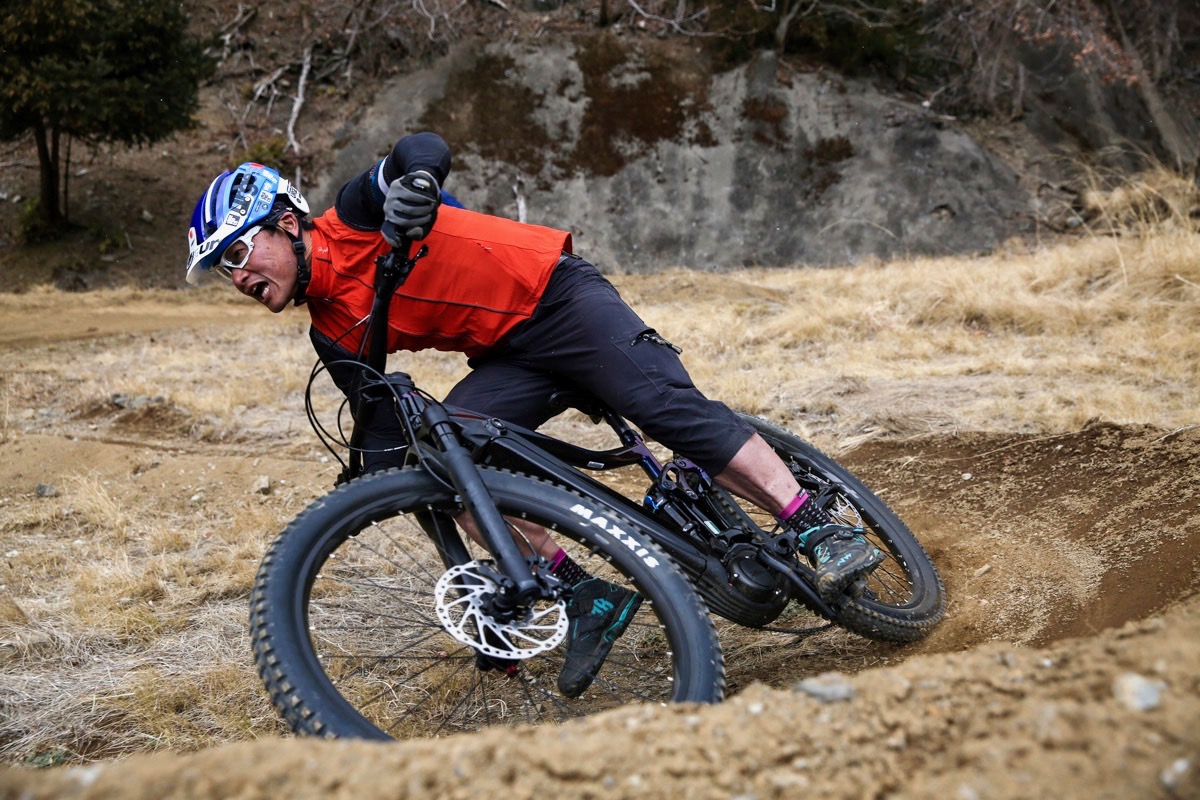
[1080,164,1200,234]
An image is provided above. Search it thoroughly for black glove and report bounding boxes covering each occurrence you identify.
[382,171,440,244]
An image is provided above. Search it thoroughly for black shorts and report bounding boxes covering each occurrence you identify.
[311,255,755,475]
[444,255,754,474]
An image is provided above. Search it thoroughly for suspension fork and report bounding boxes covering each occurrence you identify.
[419,401,543,615]
[349,239,543,614]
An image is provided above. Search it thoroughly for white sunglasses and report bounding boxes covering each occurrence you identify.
[214,225,265,279]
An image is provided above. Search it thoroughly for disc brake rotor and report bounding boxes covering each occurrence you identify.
[434,560,568,659]
[828,494,865,529]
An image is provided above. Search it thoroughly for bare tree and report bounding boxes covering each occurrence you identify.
[919,0,1196,171]
[751,0,900,50]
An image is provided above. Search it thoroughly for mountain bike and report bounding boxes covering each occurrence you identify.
[249,240,945,740]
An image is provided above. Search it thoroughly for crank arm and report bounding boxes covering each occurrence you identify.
[757,550,839,619]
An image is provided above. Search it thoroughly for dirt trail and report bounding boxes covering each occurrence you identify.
[4,600,1199,800]
[1,301,1198,799]
[0,291,245,347]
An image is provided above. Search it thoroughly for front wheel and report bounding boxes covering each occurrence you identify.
[735,414,946,643]
[250,467,725,740]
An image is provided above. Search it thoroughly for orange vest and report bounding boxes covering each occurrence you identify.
[305,206,571,357]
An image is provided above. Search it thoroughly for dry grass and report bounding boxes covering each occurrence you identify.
[1079,163,1200,234]
[615,222,1200,444]
[0,464,292,763]
[0,168,1197,765]
[8,209,1199,451]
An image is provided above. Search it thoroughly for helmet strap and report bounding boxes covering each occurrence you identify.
[264,204,311,304]
[286,229,310,304]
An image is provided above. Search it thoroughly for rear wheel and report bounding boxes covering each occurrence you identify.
[724,415,946,643]
[250,467,725,739]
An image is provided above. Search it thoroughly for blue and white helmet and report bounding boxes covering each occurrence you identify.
[185,162,310,284]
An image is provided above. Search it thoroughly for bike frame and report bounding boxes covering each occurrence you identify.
[344,240,840,621]
[449,403,841,619]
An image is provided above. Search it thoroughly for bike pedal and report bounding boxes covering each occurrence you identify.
[823,576,870,611]
[846,577,869,600]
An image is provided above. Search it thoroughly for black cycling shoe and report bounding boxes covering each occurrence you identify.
[557,578,642,698]
[806,524,886,602]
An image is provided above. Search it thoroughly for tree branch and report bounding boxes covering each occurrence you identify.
[241,66,287,125]
[625,0,710,35]
[211,3,257,66]
[286,46,313,159]
[513,175,526,223]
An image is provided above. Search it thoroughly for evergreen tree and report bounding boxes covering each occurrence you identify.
[0,0,211,235]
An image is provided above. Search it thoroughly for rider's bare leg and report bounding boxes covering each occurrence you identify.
[455,512,559,560]
[716,432,885,599]
[713,432,802,515]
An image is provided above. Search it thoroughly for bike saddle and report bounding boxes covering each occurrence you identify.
[547,388,609,422]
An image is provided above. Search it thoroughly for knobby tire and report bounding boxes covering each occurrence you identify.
[250,467,724,739]
[737,414,946,642]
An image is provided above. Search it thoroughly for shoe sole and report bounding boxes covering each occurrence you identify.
[817,549,886,602]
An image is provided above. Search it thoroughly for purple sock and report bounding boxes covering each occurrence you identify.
[550,550,590,587]
[777,491,830,531]
[777,491,809,522]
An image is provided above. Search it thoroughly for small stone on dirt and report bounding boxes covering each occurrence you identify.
[794,671,855,703]
[35,484,57,498]
[252,476,272,495]
[1113,672,1166,711]
[1160,758,1191,791]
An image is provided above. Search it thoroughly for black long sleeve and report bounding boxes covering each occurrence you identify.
[334,132,452,230]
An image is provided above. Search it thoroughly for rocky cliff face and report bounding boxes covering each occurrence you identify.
[312,36,1035,271]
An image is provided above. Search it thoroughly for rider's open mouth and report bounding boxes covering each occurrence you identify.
[251,281,268,302]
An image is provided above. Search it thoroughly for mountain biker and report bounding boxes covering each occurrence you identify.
[185,131,884,697]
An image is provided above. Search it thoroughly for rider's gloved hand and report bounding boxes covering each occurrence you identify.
[382,171,441,244]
